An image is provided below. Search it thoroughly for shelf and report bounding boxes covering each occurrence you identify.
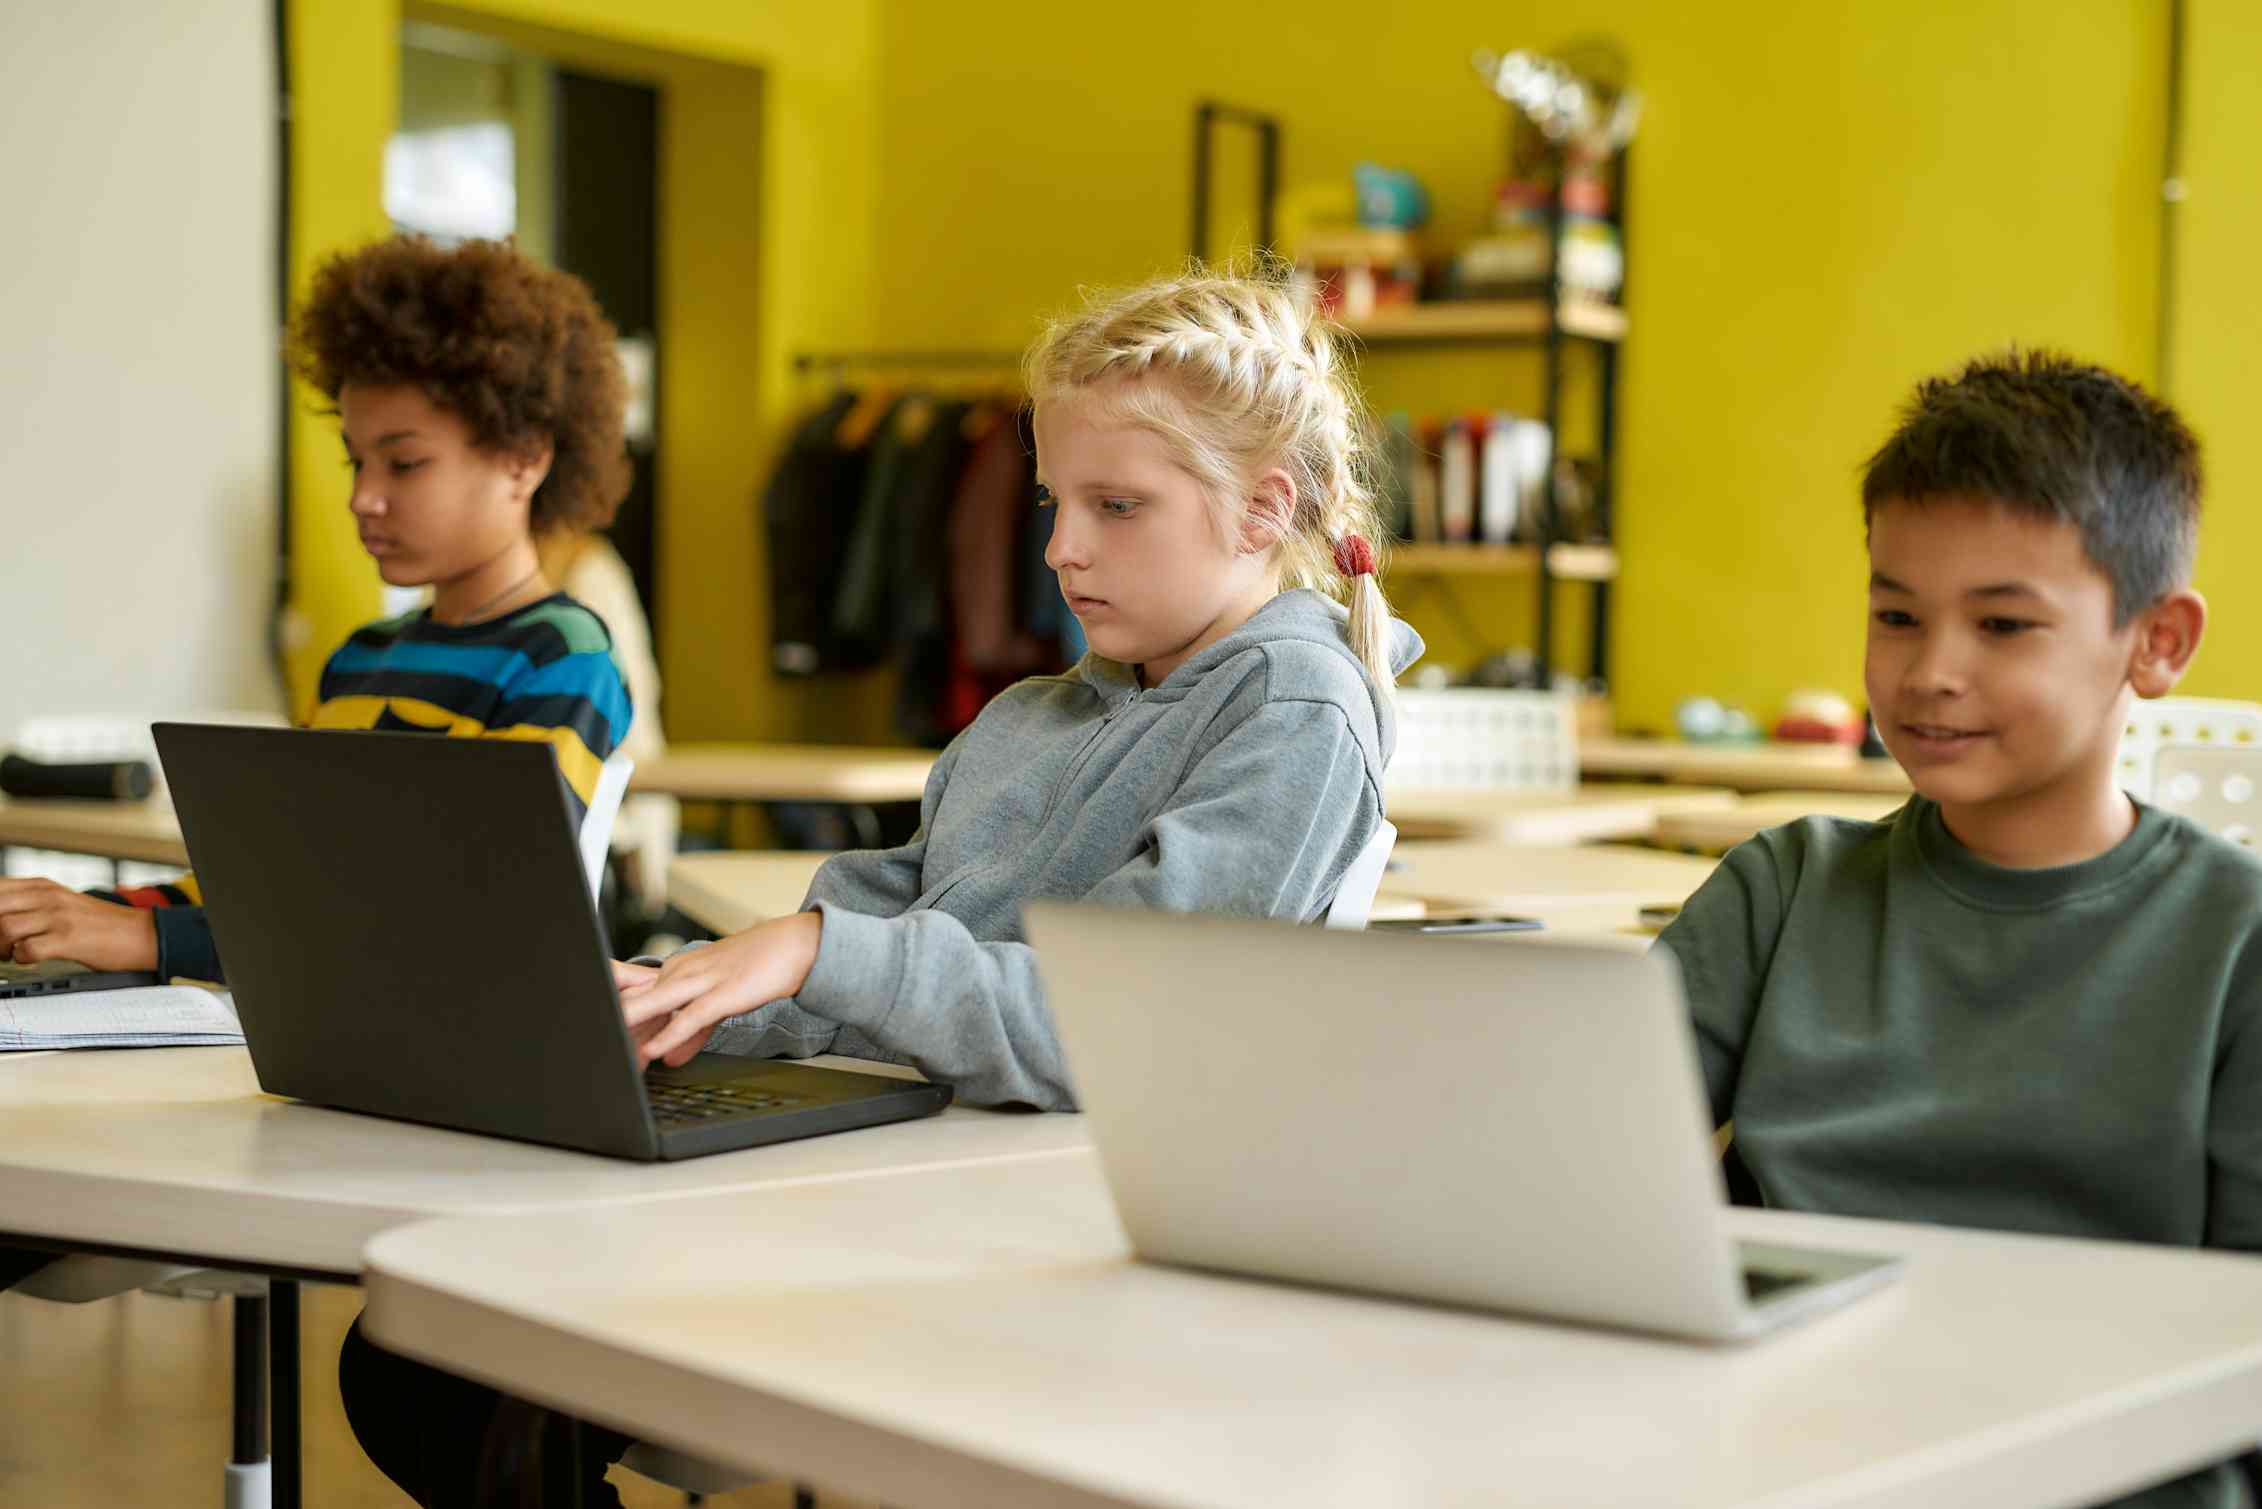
[1385,542,1618,582]
[1339,299,1627,345]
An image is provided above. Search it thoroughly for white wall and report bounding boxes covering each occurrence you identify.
[0,0,280,746]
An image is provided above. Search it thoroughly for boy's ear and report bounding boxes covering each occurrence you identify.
[2129,588,2207,698]
[1238,468,1297,555]
[507,438,556,505]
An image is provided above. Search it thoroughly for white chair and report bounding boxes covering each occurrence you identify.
[1390,687,1577,792]
[2151,743,2262,849]
[2113,698,2262,850]
[1324,820,1399,930]
[581,751,636,897]
[2114,697,2262,801]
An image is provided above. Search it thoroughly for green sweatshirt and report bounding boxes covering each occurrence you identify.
[1662,796,2262,1509]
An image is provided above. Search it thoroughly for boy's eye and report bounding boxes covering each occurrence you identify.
[389,458,427,476]
[1034,483,1055,507]
[1101,497,1139,518]
[1873,608,1916,628]
[1979,617,2036,636]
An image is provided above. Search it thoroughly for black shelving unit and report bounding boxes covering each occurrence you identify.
[1342,141,1628,692]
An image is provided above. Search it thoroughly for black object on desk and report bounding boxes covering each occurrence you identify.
[0,753,155,801]
[1369,915,1545,935]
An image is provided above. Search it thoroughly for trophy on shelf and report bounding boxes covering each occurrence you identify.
[1472,44,1642,155]
[1462,44,1638,308]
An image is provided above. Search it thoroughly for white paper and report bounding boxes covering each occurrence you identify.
[0,986,243,1050]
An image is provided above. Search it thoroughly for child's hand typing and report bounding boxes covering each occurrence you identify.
[616,911,824,1068]
[0,879,159,972]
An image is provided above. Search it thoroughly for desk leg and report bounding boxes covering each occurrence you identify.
[563,1415,586,1509]
[270,1280,301,1509]
[229,1293,268,1506]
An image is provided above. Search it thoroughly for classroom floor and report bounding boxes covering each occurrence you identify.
[0,1282,877,1507]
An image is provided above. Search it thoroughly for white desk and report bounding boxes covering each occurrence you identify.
[0,1043,1080,1508]
[0,1046,1083,1281]
[1383,783,1739,844]
[365,1151,2262,1509]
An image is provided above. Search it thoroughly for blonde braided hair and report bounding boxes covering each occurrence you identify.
[1023,262,1397,695]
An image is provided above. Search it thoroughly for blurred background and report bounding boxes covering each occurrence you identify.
[5,0,2252,755]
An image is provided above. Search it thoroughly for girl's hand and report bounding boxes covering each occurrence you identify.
[617,912,824,1068]
[611,960,667,1051]
[0,880,159,972]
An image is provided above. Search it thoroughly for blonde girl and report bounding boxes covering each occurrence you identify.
[616,264,1424,1111]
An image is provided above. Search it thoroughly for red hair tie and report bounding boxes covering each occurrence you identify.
[1332,533,1376,579]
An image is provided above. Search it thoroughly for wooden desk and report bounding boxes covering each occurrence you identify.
[631,743,935,804]
[365,1151,2262,1509]
[1581,737,1913,795]
[1378,840,1719,931]
[670,850,830,935]
[0,1046,1083,1283]
[670,852,1428,939]
[1385,783,1738,844]
[1654,791,1910,855]
[0,795,188,867]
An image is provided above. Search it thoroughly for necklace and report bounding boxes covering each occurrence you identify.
[448,565,545,625]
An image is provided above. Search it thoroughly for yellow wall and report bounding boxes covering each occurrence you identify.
[286,0,887,739]
[868,0,2170,733]
[283,0,397,708]
[291,1,2213,739]
[2170,0,2260,702]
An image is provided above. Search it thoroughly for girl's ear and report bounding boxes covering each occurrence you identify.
[507,438,556,506]
[2129,588,2207,698]
[1238,468,1297,556]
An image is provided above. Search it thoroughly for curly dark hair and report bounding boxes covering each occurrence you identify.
[287,235,632,535]
[1861,349,2201,625]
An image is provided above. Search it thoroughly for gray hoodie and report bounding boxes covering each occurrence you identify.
[704,588,1423,1108]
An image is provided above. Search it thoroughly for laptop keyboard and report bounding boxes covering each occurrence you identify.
[645,1080,808,1125]
[1741,1267,1813,1303]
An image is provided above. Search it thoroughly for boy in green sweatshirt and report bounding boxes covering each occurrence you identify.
[1661,350,2257,1509]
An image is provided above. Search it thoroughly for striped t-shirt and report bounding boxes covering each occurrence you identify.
[115,593,632,981]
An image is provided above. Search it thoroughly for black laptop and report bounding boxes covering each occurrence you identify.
[150,723,949,1160]
[0,961,162,1000]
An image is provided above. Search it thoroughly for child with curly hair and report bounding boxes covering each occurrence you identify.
[0,234,637,985]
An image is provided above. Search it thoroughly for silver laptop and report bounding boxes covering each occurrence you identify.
[1024,905,1901,1342]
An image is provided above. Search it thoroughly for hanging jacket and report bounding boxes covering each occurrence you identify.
[763,390,876,675]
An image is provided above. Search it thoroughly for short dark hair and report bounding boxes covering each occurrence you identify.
[1860,349,2200,623]
[287,235,632,535]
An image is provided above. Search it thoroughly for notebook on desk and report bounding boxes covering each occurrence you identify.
[1025,906,1902,1343]
[0,982,242,1050]
[149,724,949,1161]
